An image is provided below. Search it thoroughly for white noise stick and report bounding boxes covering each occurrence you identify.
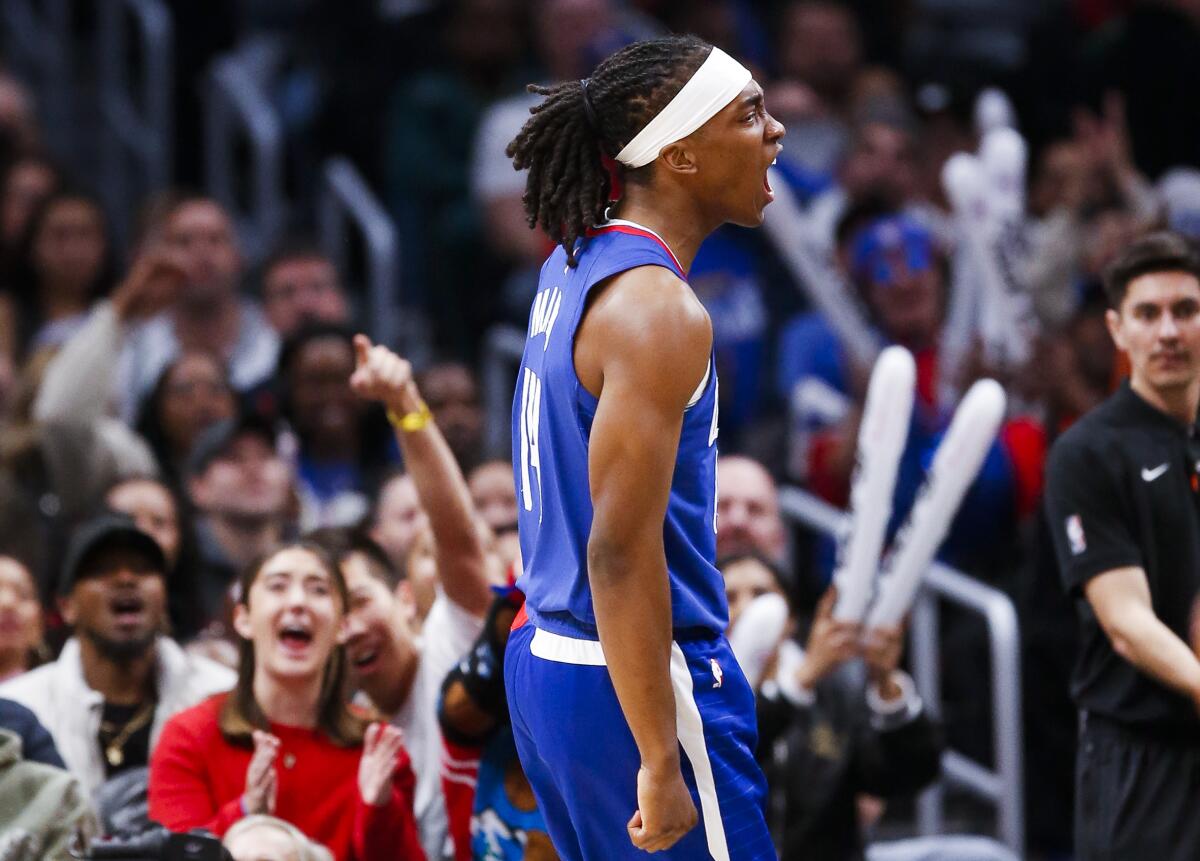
[832,346,916,622]
[866,379,1007,627]
[974,87,1016,136]
[980,126,1027,226]
[942,153,1027,369]
[728,592,791,689]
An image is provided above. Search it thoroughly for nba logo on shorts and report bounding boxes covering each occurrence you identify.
[710,658,723,689]
[1065,514,1086,556]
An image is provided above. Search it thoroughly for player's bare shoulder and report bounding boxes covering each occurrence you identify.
[575,265,712,404]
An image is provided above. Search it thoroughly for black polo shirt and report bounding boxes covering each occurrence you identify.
[1045,381,1200,732]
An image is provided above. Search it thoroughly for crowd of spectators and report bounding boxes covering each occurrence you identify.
[3,0,1200,859]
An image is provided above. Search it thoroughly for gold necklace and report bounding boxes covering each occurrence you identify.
[102,701,155,768]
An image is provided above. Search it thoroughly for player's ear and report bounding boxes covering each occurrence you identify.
[659,141,699,176]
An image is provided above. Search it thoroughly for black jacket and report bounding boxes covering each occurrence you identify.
[756,657,942,861]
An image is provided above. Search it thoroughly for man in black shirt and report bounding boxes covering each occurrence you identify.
[1046,231,1200,859]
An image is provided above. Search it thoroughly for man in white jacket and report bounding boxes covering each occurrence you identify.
[0,514,233,802]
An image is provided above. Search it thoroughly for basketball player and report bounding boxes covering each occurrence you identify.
[503,36,784,860]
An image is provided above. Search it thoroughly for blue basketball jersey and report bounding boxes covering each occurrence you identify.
[511,220,727,638]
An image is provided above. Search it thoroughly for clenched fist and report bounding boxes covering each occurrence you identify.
[627,762,699,852]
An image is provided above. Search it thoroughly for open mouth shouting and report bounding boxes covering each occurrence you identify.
[277,618,315,659]
[763,158,776,202]
[109,593,147,629]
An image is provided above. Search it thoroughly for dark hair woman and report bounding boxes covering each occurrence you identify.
[276,324,397,530]
[0,152,62,259]
[148,542,424,861]
[134,350,237,484]
[9,188,117,358]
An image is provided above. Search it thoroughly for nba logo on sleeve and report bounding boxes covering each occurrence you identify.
[1065,514,1086,556]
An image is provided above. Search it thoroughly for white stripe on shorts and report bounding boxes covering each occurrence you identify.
[529,626,730,860]
[670,643,729,861]
[530,626,607,665]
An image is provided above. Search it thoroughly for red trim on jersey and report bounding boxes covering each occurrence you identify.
[586,224,687,278]
[511,603,529,631]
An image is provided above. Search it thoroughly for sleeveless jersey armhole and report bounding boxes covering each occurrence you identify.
[685,361,712,410]
[569,254,689,422]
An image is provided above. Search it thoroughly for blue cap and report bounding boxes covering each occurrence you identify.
[849,215,936,285]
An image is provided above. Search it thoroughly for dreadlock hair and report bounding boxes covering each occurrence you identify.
[506,35,712,267]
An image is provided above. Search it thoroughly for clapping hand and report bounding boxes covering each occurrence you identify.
[358,722,406,807]
[243,730,280,815]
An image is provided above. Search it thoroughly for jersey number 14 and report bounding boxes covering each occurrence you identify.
[519,367,543,521]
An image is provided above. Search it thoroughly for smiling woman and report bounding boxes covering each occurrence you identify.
[221,543,363,743]
[147,542,425,861]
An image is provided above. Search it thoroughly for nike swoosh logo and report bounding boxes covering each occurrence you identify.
[1142,463,1169,482]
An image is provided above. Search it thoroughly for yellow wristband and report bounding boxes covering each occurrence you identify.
[387,401,433,432]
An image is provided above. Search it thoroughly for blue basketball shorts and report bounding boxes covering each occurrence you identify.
[504,621,777,860]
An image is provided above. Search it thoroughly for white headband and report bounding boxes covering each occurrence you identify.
[614,47,752,169]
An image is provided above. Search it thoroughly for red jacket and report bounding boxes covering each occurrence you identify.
[148,694,425,861]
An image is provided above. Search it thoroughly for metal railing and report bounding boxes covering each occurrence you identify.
[204,52,286,262]
[318,157,429,361]
[1,0,73,157]
[482,324,526,456]
[778,486,1024,855]
[96,0,173,245]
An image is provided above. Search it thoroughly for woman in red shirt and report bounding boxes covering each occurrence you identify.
[148,542,425,861]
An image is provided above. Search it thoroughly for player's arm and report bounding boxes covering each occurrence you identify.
[579,266,709,852]
[350,336,492,616]
[1084,567,1200,709]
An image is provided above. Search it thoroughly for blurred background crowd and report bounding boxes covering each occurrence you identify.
[0,0,1197,859]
